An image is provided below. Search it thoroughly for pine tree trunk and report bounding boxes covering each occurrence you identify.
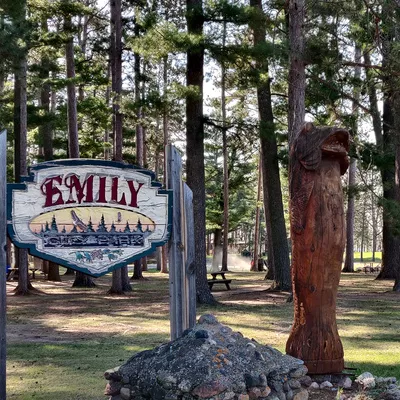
[376,99,397,279]
[343,158,356,272]
[14,44,33,295]
[109,0,131,293]
[186,0,215,304]
[160,55,169,274]
[370,183,378,262]
[212,229,222,272]
[287,0,306,147]
[343,47,361,272]
[131,28,145,280]
[251,0,291,291]
[360,199,366,263]
[373,7,399,281]
[65,16,95,289]
[48,264,61,282]
[140,68,148,273]
[252,158,262,272]
[221,21,229,273]
[392,45,400,291]
[65,17,79,159]
[108,268,123,294]
[40,20,60,281]
[72,272,96,288]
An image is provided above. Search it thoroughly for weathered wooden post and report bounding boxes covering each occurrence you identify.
[0,130,7,399]
[286,123,349,374]
[167,145,196,339]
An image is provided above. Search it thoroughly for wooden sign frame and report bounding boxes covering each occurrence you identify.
[7,159,172,277]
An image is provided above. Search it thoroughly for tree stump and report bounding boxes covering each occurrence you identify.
[286,123,349,374]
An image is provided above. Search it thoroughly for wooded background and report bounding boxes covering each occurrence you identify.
[1,0,399,300]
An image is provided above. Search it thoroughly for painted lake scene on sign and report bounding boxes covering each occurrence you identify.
[7,159,172,276]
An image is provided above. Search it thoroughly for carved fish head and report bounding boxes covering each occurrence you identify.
[320,127,349,174]
[294,123,350,175]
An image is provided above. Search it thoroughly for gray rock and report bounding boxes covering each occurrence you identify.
[194,330,209,339]
[290,366,308,379]
[120,387,131,400]
[178,379,191,393]
[381,388,400,400]
[309,382,319,389]
[320,381,333,389]
[293,389,309,400]
[311,375,332,384]
[105,366,122,381]
[338,377,352,389]
[285,389,294,400]
[298,376,312,387]
[355,372,375,389]
[105,381,123,396]
[198,314,219,324]
[376,377,398,387]
[289,380,301,390]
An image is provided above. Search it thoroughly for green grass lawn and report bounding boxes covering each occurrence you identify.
[353,252,382,263]
[5,270,400,399]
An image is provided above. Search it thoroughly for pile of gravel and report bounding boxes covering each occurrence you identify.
[104,314,309,400]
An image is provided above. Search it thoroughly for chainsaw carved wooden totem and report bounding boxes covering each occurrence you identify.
[286,122,350,374]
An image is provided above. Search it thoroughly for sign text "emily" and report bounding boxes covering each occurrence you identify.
[40,174,144,209]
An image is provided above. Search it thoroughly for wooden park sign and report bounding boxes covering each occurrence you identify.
[1,139,194,398]
[286,123,349,374]
[7,159,172,277]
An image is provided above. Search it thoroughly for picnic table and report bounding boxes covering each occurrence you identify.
[208,272,232,291]
[6,267,43,280]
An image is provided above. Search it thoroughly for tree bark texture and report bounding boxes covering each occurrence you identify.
[160,56,169,274]
[376,4,399,281]
[211,229,222,272]
[376,94,398,280]
[39,31,60,281]
[39,22,53,161]
[252,159,262,272]
[221,20,229,273]
[287,0,306,147]
[286,123,349,374]
[251,0,291,290]
[65,16,95,289]
[186,0,215,304]
[111,0,123,161]
[343,47,361,273]
[109,0,131,293]
[392,78,400,292]
[72,273,96,288]
[65,17,79,159]
[14,52,32,295]
[342,158,356,272]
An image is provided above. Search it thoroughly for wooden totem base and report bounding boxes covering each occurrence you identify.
[286,124,349,375]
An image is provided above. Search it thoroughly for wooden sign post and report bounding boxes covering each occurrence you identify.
[0,130,7,399]
[286,123,349,374]
[167,145,196,339]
